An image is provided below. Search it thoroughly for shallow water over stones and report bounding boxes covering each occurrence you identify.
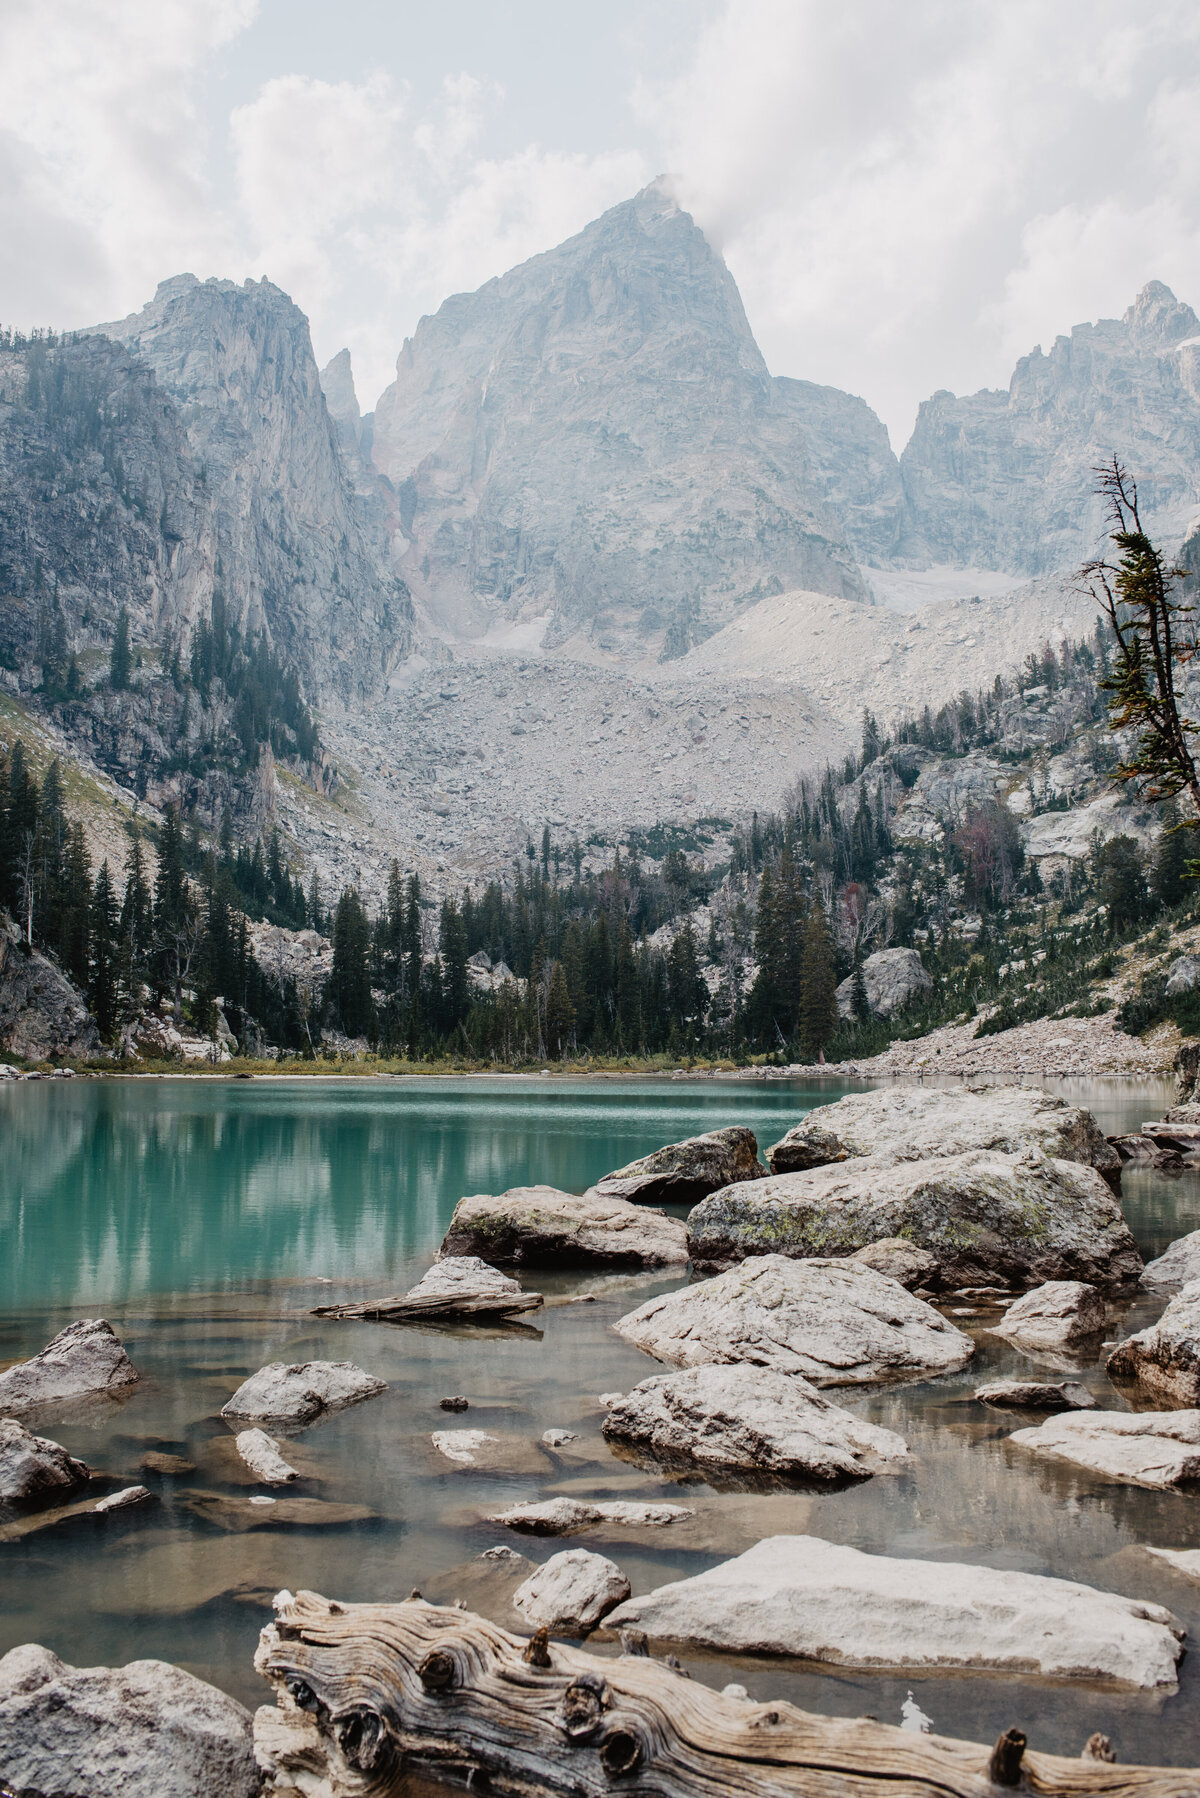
[4,1073,1200,1770]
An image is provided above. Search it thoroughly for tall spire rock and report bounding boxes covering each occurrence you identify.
[899,281,1200,573]
[371,180,864,655]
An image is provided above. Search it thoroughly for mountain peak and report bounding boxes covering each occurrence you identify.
[1124,280,1200,347]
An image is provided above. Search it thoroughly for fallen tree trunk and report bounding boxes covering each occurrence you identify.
[311,1291,542,1321]
[253,1590,1200,1797]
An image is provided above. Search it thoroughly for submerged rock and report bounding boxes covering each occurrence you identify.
[765,1085,1118,1177]
[990,1281,1106,1351]
[1106,1282,1200,1405]
[614,1254,973,1386]
[180,1490,374,1532]
[0,1418,90,1501]
[601,1362,909,1479]
[512,1548,630,1635]
[0,1319,140,1411]
[487,1497,693,1534]
[314,1255,543,1320]
[1009,1409,1200,1489]
[688,1150,1142,1292]
[974,1379,1096,1411]
[233,1428,298,1485]
[1142,1546,1200,1581]
[440,1184,688,1267]
[590,1127,766,1206]
[220,1360,386,1427]
[1142,1230,1200,1288]
[605,1534,1185,1689]
[0,1642,260,1797]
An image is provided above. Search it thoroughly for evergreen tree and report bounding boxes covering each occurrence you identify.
[614,919,641,1049]
[110,607,131,690]
[667,919,708,1041]
[439,896,470,1033]
[88,860,119,1040]
[799,902,838,1061]
[543,959,575,1057]
[1153,803,1192,909]
[328,887,373,1038]
[60,821,92,984]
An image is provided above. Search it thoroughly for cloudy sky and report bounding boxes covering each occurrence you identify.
[4,0,1200,444]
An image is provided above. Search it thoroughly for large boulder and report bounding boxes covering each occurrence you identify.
[314,1255,543,1320]
[0,1319,139,1411]
[974,1379,1096,1411]
[1106,1282,1200,1406]
[512,1549,630,1635]
[439,1185,688,1267]
[990,1280,1106,1351]
[0,918,100,1060]
[835,947,931,1020]
[613,1254,973,1386]
[601,1362,909,1480]
[1009,1409,1200,1489]
[1142,1230,1200,1287]
[765,1084,1119,1177]
[605,1535,1184,1689]
[233,1429,298,1485]
[688,1150,1142,1292]
[0,1418,90,1501]
[1165,955,1200,997]
[590,1127,766,1206]
[0,1642,260,1797]
[848,1238,938,1290]
[220,1360,387,1427]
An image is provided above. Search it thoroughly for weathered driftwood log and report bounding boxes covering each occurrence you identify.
[312,1258,543,1322]
[253,1591,1200,1798]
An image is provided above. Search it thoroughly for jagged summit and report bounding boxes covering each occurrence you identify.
[372,181,864,655]
[1123,280,1200,347]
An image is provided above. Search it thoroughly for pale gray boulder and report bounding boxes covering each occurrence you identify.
[590,1126,766,1206]
[835,947,931,1020]
[512,1548,631,1635]
[0,1319,139,1411]
[0,1642,260,1797]
[439,1185,688,1267]
[974,1379,1096,1411]
[765,1084,1119,1177]
[605,1534,1184,1689]
[601,1363,909,1480]
[1009,1409,1200,1489]
[989,1281,1106,1352]
[689,1150,1141,1292]
[0,1418,90,1500]
[848,1238,939,1290]
[1106,1281,1200,1406]
[614,1254,973,1386]
[1142,1547,1200,1581]
[1165,955,1200,997]
[91,1485,152,1513]
[220,1360,386,1427]
[314,1255,543,1320]
[233,1428,298,1485]
[1142,1230,1200,1287]
[487,1497,693,1534]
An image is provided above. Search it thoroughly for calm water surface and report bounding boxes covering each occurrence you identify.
[3,1072,1200,1771]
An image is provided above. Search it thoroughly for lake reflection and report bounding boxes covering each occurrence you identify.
[3,1071,1199,1772]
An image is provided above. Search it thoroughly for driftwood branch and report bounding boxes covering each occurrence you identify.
[311,1291,542,1321]
[253,1591,1200,1798]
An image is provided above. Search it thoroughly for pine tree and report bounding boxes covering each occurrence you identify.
[89,861,119,1040]
[110,607,131,690]
[1154,802,1192,909]
[543,959,575,1057]
[667,919,707,1041]
[328,887,374,1039]
[439,896,470,1032]
[614,920,641,1050]
[60,822,92,984]
[799,902,838,1061]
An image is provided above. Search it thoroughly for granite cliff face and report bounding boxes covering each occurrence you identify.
[371,181,865,656]
[88,276,411,699]
[773,377,905,565]
[899,282,1200,573]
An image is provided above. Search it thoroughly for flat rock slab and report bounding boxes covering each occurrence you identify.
[0,1319,139,1411]
[234,1428,299,1485]
[486,1497,694,1535]
[1009,1409,1200,1489]
[765,1085,1118,1176]
[605,1533,1184,1690]
[1106,1281,1200,1406]
[429,1430,550,1475]
[1142,1547,1200,1581]
[440,1185,688,1267]
[688,1150,1142,1292]
[1143,1230,1200,1287]
[313,1255,543,1320]
[180,1490,376,1532]
[974,1379,1096,1410]
[0,1642,260,1798]
[0,1417,90,1501]
[989,1280,1106,1351]
[220,1360,387,1427]
[615,1254,973,1386]
[602,1362,908,1481]
[513,1548,631,1635]
[590,1126,766,1206]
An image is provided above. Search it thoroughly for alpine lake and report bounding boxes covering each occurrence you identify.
[3,1072,1200,1768]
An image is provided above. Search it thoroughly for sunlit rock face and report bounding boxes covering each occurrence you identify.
[898,281,1200,573]
[88,276,411,700]
[371,180,865,656]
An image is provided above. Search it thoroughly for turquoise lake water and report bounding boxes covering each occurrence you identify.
[3,1072,1200,1771]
